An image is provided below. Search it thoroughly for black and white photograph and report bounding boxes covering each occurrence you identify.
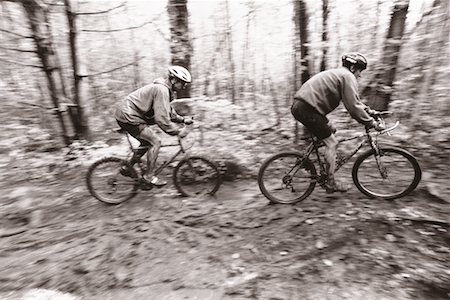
[0,0,449,299]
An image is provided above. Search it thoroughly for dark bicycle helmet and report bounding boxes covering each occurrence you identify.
[342,52,367,70]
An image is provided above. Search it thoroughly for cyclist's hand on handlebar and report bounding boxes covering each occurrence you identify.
[178,127,189,138]
[365,107,381,117]
[367,119,385,131]
[183,116,194,125]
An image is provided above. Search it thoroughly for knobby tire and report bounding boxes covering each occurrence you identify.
[173,156,222,197]
[86,157,139,204]
[352,147,421,200]
[258,152,316,204]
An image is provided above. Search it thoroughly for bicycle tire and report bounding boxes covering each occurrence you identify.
[352,147,421,200]
[173,156,222,197]
[86,157,139,204]
[258,152,316,204]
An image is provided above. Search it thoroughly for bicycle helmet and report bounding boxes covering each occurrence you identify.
[168,65,191,83]
[342,52,367,70]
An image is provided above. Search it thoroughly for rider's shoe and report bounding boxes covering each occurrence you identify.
[143,175,167,187]
[325,180,351,194]
[120,165,132,177]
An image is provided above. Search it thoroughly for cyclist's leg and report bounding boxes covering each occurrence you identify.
[322,134,338,182]
[138,126,160,175]
[292,100,347,192]
[116,121,148,166]
[137,126,166,186]
[323,134,350,192]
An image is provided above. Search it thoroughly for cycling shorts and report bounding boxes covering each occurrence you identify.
[116,120,160,147]
[291,99,333,139]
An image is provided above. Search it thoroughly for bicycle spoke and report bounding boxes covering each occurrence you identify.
[353,148,421,199]
[86,158,139,204]
[174,157,221,196]
[258,152,316,204]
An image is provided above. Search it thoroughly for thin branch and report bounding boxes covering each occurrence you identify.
[0,28,32,39]
[87,61,136,77]
[0,56,42,68]
[76,2,125,15]
[17,101,52,110]
[0,45,36,53]
[81,19,154,33]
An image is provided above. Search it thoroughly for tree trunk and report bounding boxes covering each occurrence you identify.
[22,0,70,145]
[125,3,141,89]
[224,0,237,110]
[320,0,328,71]
[367,0,410,111]
[167,0,192,98]
[240,3,252,99]
[64,0,90,141]
[293,0,311,142]
[294,0,310,84]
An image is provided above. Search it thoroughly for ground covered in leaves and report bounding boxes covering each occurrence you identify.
[0,98,449,300]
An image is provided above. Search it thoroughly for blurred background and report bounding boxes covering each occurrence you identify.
[1,0,449,199]
[0,0,449,299]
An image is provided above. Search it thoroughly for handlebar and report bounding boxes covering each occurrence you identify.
[177,123,194,145]
[378,121,399,135]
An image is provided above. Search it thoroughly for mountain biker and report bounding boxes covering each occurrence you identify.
[291,52,385,193]
[115,65,193,187]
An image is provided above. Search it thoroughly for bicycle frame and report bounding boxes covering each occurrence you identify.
[122,129,192,179]
[290,121,400,180]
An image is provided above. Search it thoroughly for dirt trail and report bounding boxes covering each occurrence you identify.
[0,176,449,300]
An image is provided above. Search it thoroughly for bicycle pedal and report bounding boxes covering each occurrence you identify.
[119,166,132,177]
[140,182,154,191]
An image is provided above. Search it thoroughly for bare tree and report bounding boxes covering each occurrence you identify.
[320,0,329,71]
[224,0,237,110]
[293,0,311,141]
[64,0,90,141]
[365,0,410,110]
[22,0,70,145]
[167,0,192,98]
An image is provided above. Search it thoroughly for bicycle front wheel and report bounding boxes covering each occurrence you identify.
[86,157,139,204]
[173,156,222,197]
[352,147,421,200]
[258,152,316,204]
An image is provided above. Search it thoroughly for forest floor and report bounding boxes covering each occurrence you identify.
[0,100,449,300]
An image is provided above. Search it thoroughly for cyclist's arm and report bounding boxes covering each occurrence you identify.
[153,87,181,136]
[341,75,375,127]
[169,106,185,123]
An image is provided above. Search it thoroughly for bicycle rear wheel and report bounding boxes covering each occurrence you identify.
[352,147,421,200]
[86,157,139,204]
[173,156,221,197]
[258,152,316,204]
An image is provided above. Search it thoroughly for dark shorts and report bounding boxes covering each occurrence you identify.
[291,99,332,139]
[116,120,160,147]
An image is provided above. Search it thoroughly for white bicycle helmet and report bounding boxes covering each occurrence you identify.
[168,65,192,83]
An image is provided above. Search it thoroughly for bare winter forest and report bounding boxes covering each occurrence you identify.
[0,0,449,299]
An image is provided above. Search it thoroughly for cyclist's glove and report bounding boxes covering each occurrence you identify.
[365,107,380,117]
[367,119,385,131]
[183,117,194,125]
[178,127,189,138]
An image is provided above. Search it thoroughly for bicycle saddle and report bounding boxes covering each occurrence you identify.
[113,128,127,134]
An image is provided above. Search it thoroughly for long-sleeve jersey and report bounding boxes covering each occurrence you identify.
[115,78,184,135]
[294,67,374,126]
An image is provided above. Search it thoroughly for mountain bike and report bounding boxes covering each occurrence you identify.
[86,125,222,204]
[258,112,422,204]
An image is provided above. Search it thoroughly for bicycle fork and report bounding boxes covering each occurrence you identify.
[368,135,388,180]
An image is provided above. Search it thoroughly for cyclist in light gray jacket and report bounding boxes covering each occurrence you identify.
[291,53,384,193]
[115,66,193,186]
